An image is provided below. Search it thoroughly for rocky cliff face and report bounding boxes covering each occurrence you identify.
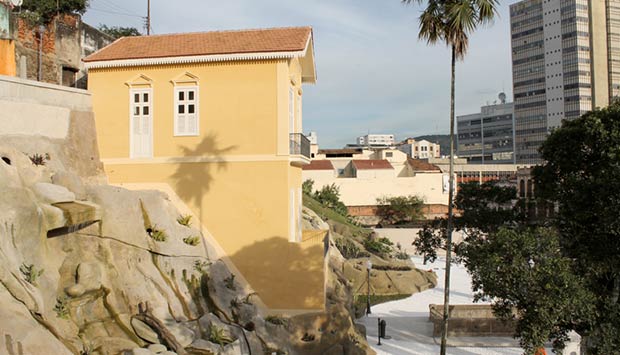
[0,139,372,355]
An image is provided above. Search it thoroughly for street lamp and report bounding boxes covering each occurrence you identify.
[366,259,372,315]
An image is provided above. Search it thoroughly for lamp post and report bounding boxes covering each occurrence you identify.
[366,259,372,315]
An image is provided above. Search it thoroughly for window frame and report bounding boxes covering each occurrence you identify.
[173,85,200,137]
[129,87,154,159]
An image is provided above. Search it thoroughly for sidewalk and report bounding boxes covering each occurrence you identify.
[358,256,579,355]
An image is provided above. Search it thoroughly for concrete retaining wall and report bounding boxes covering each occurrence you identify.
[0,75,91,139]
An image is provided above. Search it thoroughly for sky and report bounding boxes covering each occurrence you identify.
[83,0,515,148]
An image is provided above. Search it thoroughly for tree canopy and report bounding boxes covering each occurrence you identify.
[98,25,141,39]
[414,102,620,353]
[19,0,89,23]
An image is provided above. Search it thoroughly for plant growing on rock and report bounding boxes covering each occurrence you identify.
[243,292,258,304]
[20,263,44,286]
[334,237,369,259]
[193,260,210,274]
[148,226,168,242]
[54,296,69,319]
[265,315,287,326]
[28,153,50,166]
[208,324,233,347]
[363,237,392,256]
[183,236,201,246]
[177,214,192,227]
[223,274,236,290]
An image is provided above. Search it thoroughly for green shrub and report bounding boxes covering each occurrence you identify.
[183,236,201,246]
[302,179,314,196]
[20,263,44,286]
[177,214,192,227]
[335,237,370,259]
[314,184,349,217]
[363,238,392,255]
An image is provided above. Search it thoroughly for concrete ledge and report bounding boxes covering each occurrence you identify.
[429,304,516,337]
[0,75,91,111]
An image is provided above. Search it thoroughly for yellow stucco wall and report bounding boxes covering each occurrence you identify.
[88,58,324,311]
[0,40,16,76]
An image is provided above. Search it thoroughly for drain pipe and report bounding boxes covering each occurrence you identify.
[37,24,45,81]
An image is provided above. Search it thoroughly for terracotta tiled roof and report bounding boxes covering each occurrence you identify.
[407,158,441,172]
[84,27,312,62]
[352,160,393,170]
[302,160,334,171]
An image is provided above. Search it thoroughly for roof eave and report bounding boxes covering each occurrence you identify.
[84,49,308,70]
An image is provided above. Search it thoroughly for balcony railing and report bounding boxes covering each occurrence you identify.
[289,133,311,159]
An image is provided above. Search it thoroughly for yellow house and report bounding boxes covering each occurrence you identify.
[84,27,325,312]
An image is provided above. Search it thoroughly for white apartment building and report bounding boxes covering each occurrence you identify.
[397,138,441,159]
[356,134,395,146]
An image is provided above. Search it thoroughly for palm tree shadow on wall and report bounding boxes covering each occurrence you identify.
[170,133,238,254]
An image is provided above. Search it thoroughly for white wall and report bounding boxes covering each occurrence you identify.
[305,172,448,206]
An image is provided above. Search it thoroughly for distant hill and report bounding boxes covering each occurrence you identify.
[413,134,450,156]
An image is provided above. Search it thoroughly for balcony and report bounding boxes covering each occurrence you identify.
[289,133,311,166]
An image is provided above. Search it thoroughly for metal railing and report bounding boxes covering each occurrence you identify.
[289,133,311,159]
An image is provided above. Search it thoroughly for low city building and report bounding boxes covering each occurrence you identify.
[85,27,324,312]
[0,4,112,87]
[397,137,441,159]
[356,133,395,147]
[457,93,515,164]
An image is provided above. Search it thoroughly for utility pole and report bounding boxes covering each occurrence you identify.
[146,0,151,35]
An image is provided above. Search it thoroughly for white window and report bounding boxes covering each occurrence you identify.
[174,86,198,136]
[130,88,153,158]
[289,87,295,133]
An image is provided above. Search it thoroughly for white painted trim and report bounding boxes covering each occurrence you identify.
[101,154,291,165]
[173,85,200,136]
[84,50,307,69]
[129,87,154,159]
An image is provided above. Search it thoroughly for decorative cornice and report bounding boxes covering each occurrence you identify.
[84,50,307,69]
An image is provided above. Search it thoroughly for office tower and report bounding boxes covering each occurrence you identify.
[510,0,620,164]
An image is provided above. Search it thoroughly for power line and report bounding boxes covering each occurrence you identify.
[89,7,145,18]
[97,0,141,17]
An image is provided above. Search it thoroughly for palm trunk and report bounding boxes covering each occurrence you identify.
[440,44,456,355]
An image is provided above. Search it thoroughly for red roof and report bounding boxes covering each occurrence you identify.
[407,158,441,172]
[302,160,334,170]
[352,160,393,170]
[84,27,312,62]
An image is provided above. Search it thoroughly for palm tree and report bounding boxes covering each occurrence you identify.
[401,0,497,353]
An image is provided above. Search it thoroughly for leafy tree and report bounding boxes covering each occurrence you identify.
[376,195,424,225]
[19,0,89,24]
[400,0,498,351]
[414,181,519,264]
[98,24,141,39]
[313,183,348,217]
[460,227,593,354]
[302,179,314,196]
[534,102,620,354]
